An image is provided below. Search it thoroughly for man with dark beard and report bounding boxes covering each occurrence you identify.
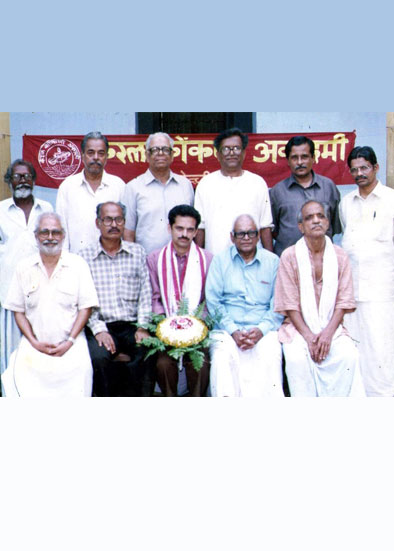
[2,213,98,397]
[0,159,53,383]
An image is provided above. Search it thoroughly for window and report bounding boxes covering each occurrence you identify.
[136,112,254,134]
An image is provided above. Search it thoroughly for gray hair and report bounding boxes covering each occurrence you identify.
[4,159,36,189]
[145,132,174,150]
[81,132,109,153]
[34,212,65,234]
[96,201,126,219]
[231,213,258,233]
[297,200,329,223]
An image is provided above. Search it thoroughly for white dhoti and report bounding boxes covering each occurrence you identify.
[2,333,93,398]
[0,307,22,377]
[344,301,394,397]
[283,332,365,397]
[209,330,284,397]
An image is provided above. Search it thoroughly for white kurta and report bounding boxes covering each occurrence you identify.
[340,181,394,396]
[0,196,53,379]
[2,252,98,397]
[194,170,273,255]
[56,170,125,252]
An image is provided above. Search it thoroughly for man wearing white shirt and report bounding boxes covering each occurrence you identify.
[122,132,194,254]
[56,131,125,253]
[340,146,394,396]
[194,128,273,255]
[0,159,53,383]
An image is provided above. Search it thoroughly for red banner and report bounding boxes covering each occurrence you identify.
[23,132,356,189]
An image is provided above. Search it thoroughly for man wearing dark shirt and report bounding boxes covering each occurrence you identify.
[270,135,341,256]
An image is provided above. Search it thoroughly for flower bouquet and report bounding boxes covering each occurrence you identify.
[138,299,218,372]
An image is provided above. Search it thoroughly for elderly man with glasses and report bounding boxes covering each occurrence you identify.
[194,127,274,255]
[0,159,53,384]
[2,213,98,397]
[79,201,154,397]
[122,132,194,254]
[205,214,284,397]
[340,146,394,397]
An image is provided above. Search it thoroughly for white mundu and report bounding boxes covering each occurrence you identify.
[209,330,284,398]
[2,252,98,397]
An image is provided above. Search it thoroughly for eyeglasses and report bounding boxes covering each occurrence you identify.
[147,146,173,156]
[99,216,125,226]
[349,165,373,175]
[12,173,33,182]
[233,230,258,239]
[37,229,64,238]
[220,146,243,155]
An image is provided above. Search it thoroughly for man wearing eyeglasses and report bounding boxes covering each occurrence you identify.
[56,131,125,253]
[205,214,284,397]
[194,128,274,255]
[0,159,53,385]
[79,201,154,396]
[122,132,194,254]
[340,146,394,397]
[2,213,98,397]
[270,136,341,256]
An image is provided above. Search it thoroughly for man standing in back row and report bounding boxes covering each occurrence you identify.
[340,146,394,397]
[122,132,194,254]
[270,136,341,256]
[194,128,273,255]
[56,131,125,252]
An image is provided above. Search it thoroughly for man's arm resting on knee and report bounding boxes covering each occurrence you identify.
[314,308,346,364]
[95,331,116,354]
[286,310,319,362]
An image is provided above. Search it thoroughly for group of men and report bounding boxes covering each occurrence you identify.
[0,127,392,398]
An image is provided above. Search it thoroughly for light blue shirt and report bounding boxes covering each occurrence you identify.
[205,245,283,336]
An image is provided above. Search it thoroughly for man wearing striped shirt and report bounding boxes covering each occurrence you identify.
[79,201,153,396]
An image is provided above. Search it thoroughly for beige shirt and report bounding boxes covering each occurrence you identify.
[340,181,394,302]
[274,244,355,343]
[4,252,98,344]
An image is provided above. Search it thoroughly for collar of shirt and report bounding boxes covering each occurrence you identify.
[8,196,42,212]
[288,170,321,189]
[354,180,383,200]
[32,251,71,274]
[81,170,110,189]
[92,238,132,260]
[143,169,181,187]
[230,244,260,266]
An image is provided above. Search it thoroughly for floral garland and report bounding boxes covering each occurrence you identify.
[138,299,218,372]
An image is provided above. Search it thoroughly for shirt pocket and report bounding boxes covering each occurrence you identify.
[120,273,139,303]
[22,279,40,310]
[56,279,78,310]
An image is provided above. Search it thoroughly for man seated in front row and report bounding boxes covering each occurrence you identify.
[274,200,365,397]
[205,214,284,397]
[147,204,213,396]
[79,201,154,397]
[2,213,98,397]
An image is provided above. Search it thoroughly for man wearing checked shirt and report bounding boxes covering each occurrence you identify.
[79,201,154,397]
